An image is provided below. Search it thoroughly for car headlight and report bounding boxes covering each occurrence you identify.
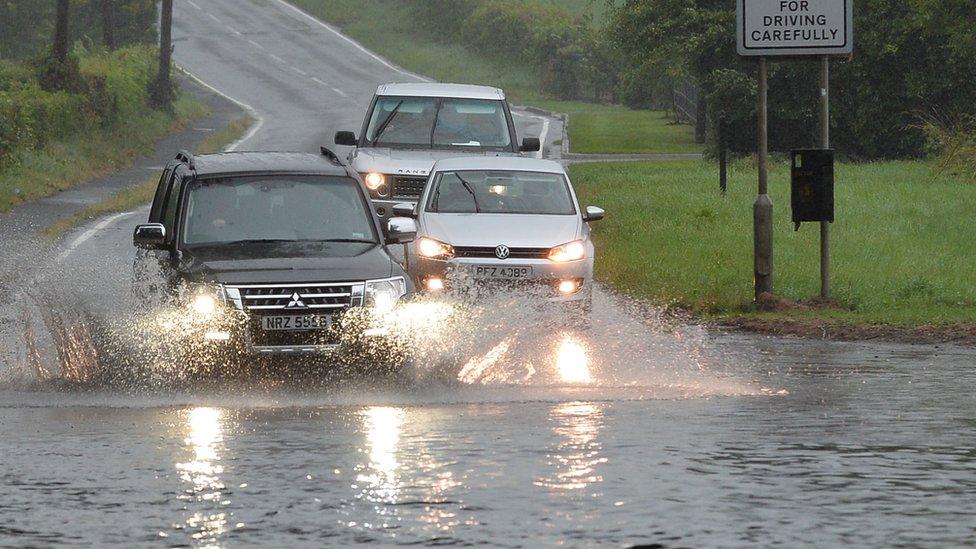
[365,277,408,312]
[548,240,586,263]
[188,284,225,318]
[417,237,454,260]
[362,172,388,196]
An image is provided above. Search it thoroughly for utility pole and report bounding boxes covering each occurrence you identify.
[153,0,174,111]
[754,57,773,299]
[819,56,831,300]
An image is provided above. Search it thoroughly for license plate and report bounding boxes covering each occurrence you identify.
[260,315,332,331]
[473,265,533,279]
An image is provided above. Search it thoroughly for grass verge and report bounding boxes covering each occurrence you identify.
[43,115,254,239]
[0,95,206,212]
[288,0,696,154]
[571,159,976,331]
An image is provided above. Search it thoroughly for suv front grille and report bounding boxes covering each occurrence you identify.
[226,282,364,312]
[392,176,427,199]
[454,246,550,260]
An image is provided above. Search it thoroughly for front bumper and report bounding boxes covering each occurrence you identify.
[411,256,593,302]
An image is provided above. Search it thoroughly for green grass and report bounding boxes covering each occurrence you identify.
[43,115,254,239]
[533,101,700,154]
[0,95,206,212]
[571,159,976,326]
[290,0,690,154]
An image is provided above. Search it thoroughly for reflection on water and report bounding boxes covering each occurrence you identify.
[176,407,228,547]
[536,402,607,492]
[355,407,405,532]
[556,334,592,384]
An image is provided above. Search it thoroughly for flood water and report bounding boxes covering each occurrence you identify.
[2,285,975,547]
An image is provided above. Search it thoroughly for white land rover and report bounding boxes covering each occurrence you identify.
[334,83,540,220]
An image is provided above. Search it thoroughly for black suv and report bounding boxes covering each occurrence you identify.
[133,150,417,357]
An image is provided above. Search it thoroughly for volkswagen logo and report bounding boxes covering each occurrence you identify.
[285,292,307,309]
[494,245,511,260]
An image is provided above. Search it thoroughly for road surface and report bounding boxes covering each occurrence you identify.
[1,1,975,547]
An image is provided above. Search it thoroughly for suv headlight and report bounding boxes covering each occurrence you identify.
[417,237,454,260]
[548,240,586,263]
[187,284,225,318]
[365,277,408,312]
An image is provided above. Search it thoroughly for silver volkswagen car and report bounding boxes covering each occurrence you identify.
[397,156,604,311]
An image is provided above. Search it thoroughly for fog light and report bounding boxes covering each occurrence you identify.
[425,277,445,291]
[558,279,580,295]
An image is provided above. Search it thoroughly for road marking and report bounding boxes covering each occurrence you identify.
[187,0,201,9]
[291,66,308,76]
[331,86,348,98]
[206,12,220,23]
[176,67,265,152]
[226,25,241,35]
[247,39,264,50]
[269,53,285,64]
[57,211,138,262]
[275,0,431,82]
[311,77,349,97]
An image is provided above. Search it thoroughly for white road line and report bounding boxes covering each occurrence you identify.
[310,76,329,87]
[206,12,220,23]
[56,211,138,262]
[187,0,201,9]
[247,39,265,50]
[226,25,241,35]
[291,66,307,76]
[177,67,264,152]
[331,86,348,98]
[312,77,350,98]
[275,0,431,83]
[268,53,285,64]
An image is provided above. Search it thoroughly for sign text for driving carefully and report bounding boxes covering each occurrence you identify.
[737,0,853,56]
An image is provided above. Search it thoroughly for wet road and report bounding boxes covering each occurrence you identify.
[2,0,976,547]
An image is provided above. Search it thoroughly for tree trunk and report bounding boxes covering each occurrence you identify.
[101,0,116,50]
[53,0,71,62]
[153,0,174,111]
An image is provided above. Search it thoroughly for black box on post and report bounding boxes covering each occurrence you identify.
[791,149,834,225]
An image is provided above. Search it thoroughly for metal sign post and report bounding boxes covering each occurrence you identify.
[736,0,852,302]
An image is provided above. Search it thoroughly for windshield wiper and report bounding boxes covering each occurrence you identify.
[372,100,403,145]
[456,174,482,213]
[319,238,377,244]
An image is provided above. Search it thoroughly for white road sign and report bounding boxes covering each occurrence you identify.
[737,0,854,56]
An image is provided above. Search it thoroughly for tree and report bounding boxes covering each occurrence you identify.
[53,0,70,62]
[101,0,116,50]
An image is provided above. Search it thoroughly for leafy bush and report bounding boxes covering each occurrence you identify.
[0,45,164,167]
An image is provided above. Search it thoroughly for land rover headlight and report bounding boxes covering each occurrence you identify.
[363,172,388,196]
[365,277,408,312]
[548,240,586,263]
[417,237,454,260]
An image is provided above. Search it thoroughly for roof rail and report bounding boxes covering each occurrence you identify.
[175,149,196,170]
[320,146,343,166]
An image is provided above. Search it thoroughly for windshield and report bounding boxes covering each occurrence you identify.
[427,170,576,215]
[182,176,377,246]
[365,96,512,149]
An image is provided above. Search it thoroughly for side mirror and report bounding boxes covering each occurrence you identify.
[335,131,358,146]
[520,137,541,153]
[386,217,418,244]
[133,223,166,249]
[584,206,605,222]
[392,202,417,218]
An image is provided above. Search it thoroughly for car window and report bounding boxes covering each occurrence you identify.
[182,176,377,246]
[365,96,512,149]
[149,166,175,223]
[427,170,576,215]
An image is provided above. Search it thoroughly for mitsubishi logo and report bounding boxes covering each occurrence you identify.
[494,245,511,260]
[286,292,307,309]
